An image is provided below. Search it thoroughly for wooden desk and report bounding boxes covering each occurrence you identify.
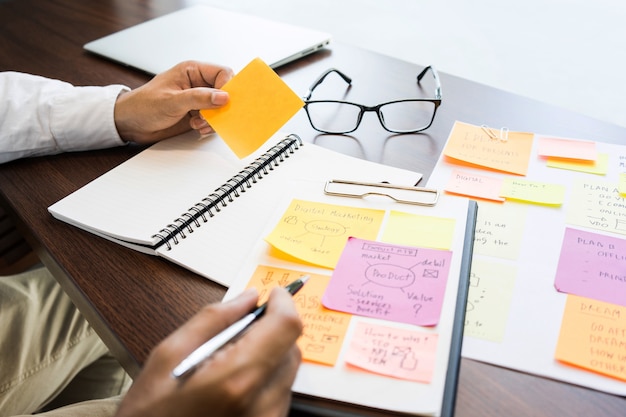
[1,1,625,416]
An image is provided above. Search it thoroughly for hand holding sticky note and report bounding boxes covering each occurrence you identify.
[200,57,304,158]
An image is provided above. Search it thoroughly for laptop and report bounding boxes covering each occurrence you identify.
[84,5,331,74]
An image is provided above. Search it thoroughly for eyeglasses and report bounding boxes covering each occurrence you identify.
[303,66,442,134]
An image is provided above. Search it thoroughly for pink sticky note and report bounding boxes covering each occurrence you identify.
[554,228,626,307]
[537,137,597,161]
[345,321,438,383]
[322,237,452,326]
[445,169,505,201]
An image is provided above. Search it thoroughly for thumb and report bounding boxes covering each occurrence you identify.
[175,88,230,112]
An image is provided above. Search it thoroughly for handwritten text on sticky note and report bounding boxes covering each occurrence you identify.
[442,121,534,176]
[244,265,351,366]
[566,179,626,236]
[500,177,566,206]
[322,237,452,326]
[464,259,517,342]
[555,228,626,307]
[346,321,438,383]
[265,199,385,269]
[555,294,626,382]
[445,169,505,202]
[473,201,526,260]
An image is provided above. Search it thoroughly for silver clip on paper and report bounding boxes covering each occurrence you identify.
[324,180,439,206]
[481,124,509,142]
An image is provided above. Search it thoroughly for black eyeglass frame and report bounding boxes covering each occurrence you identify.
[303,66,442,134]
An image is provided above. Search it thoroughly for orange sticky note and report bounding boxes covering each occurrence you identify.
[443,121,534,175]
[200,57,304,158]
[244,265,352,366]
[555,294,626,382]
[445,169,505,202]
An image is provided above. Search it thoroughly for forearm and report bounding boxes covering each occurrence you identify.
[0,72,128,164]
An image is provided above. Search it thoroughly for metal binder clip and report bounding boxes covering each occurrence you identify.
[324,180,439,206]
[481,125,509,142]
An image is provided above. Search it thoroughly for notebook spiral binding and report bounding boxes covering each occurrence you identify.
[152,134,303,250]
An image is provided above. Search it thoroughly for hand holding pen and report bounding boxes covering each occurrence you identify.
[172,275,309,379]
[115,279,305,417]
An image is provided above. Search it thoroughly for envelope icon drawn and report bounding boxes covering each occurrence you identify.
[305,344,325,353]
[423,269,439,278]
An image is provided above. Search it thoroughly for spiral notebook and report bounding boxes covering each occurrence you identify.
[48,131,423,287]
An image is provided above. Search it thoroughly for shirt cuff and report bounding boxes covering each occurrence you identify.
[50,84,130,153]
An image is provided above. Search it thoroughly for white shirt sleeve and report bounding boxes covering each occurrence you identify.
[0,72,130,164]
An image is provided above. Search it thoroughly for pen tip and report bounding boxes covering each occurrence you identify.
[300,275,310,284]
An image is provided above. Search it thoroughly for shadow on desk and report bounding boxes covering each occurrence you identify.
[0,206,39,276]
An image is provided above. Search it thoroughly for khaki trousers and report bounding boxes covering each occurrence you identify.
[0,267,129,416]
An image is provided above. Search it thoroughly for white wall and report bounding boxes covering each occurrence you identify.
[189,0,626,129]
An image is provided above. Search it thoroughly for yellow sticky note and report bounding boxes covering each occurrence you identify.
[555,294,626,382]
[500,177,566,206]
[546,153,609,175]
[566,179,626,236]
[200,57,304,158]
[244,265,352,366]
[382,211,455,250]
[473,201,527,259]
[443,121,534,176]
[265,199,385,269]
[464,259,517,342]
[620,173,626,196]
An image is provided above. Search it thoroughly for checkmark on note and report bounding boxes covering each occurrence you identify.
[200,57,304,158]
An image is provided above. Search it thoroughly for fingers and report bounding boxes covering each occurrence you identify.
[189,113,214,135]
[117,287,302,417]
[174,60,234,89]
[195,287,302,385]
[184,287,302,417]
[155,288,259,368]
[169,61,232,117]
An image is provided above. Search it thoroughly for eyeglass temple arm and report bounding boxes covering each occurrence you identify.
[304,68,352,100]
[417,66,442,99]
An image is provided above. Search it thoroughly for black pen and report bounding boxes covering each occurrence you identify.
[171,275,310,379]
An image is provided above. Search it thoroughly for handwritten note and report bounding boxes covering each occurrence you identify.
[566,179,626,236]
[442,121,534,175]
[265,199,385,269]
[500,177,566,206]
[464,259,517,342]
[382,210,456,250]
[200,57,304,158]
[536,136,597,160]
[473,201,526,260]
[345,321,439,383]
[322,237,452,326]
[555,294,626,382]
[554,228,626,307]
[546,153,609,175]
[243,265,352,365]
[444,169,505,202]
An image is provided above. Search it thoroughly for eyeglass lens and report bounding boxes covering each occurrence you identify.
[306,100,436,134]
